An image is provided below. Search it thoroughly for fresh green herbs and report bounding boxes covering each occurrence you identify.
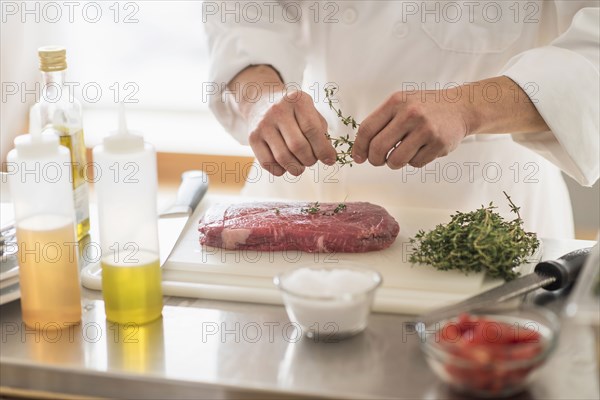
[325,87,359,129]
[324,87,358,167]
[333,203,347,214]
[301,202,321,214]
[274,208,281,216]
[301,201,347,216]
[408,192,539,281]
[327,134,355,167]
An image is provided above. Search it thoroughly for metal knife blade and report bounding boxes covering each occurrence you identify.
[418,247,593,326]
[158,171,209,267]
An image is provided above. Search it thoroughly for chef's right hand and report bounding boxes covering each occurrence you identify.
[245,90,337,177]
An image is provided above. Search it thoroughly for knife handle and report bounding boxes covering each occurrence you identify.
[174,171,209,212]
[535,247,593,291]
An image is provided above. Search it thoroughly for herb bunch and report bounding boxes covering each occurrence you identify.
[324,87,358,166]
[408,192,539,281]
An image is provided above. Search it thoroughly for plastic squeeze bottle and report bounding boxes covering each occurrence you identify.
[7,116,82,329]
[93,105,163,325]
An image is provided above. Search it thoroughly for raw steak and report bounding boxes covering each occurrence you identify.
[198,202,400,253]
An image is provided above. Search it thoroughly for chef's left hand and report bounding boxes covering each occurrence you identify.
[352,88,470,169]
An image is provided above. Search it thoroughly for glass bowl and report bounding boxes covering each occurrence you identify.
[274,265,382,340]
[418,306,560,398]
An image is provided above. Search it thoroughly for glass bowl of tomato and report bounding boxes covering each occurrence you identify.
[418,307,560,397]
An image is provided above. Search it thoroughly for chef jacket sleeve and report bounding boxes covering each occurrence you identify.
[500,4,599,186]
[203,1,306,145]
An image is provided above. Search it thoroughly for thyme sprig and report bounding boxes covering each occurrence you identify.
[334,203,347,214]
[324,87,358,166]
[301,202,321,214]
[301,201,348,216]
[325,87,359,129]
[408,192,539,281]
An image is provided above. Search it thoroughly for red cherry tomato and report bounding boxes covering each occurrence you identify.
[437,314,545,394]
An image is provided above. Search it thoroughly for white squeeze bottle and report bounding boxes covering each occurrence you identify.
[7,115,82,329]
[93,105,163,325]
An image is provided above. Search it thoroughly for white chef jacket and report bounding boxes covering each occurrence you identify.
[204,1,600,239]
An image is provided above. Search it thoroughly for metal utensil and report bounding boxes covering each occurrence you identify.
[79,170,209,291]
[418,247,593,326]
[0,223,15,256]
[158,170,209,266]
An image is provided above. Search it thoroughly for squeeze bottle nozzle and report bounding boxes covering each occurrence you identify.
[104,102,144,153]
[118,102,127,135]
[14,106,61,158]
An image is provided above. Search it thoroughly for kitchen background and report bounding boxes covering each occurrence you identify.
[1,1,598,238]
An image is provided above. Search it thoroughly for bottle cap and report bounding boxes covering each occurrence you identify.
[103,103,144,153]
[13,104,61,157]
[14,130,61,158]
[38,46,67,72]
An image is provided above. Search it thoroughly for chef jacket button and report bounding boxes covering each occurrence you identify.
[342,7,357,24]
[393,22,409,38]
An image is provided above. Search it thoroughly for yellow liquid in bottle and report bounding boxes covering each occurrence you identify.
[101,251,163,325]
[58,128,90,241]
[16,215,82,329]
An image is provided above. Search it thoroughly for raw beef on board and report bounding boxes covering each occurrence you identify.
[198,202,400,253]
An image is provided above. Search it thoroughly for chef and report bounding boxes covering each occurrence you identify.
[204,1,599,239]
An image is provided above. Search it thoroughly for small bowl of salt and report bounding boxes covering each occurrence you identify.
[274,265,382,340]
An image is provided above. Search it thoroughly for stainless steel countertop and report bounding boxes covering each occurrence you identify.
[1,238,599,399]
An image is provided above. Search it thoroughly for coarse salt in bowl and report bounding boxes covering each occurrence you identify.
[274,265,382,339]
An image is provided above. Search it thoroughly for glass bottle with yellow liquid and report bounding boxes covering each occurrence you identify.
[7,128,82,329]
[31,46,90,240]
[93,105,163,325]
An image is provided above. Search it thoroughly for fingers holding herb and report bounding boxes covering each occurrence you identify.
[262,127,306,176]
[248,135,287,177]
[354,89,468,170]
[278,116,319,167]
[248,90,336,176]
[352,94,400,164]
[327,133,355,166]
[385,131,426,169]
[408,193,539,281]
[294,100,336,166]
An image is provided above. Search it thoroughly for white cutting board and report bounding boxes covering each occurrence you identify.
[82,195,537,314]
[162,195,532,314]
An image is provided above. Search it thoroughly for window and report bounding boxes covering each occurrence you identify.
[62,1,211,111]
[1,1,251,156]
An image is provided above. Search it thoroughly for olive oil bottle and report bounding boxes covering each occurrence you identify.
[31,46,90,240]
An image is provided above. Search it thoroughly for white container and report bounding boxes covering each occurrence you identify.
[274,266,382,339]
[7,129,81,328]
[93,105,163,325]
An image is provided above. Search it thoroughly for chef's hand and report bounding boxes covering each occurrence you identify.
[352,88,469,169]
[230,65,337,177]
[352,76,550,169]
